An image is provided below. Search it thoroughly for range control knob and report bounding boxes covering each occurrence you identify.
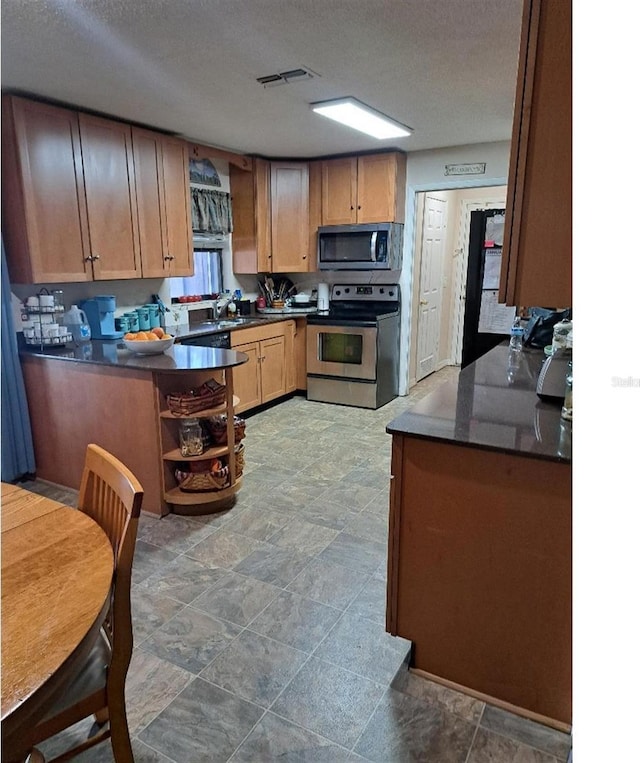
[335,289,341,296]
[344,288,350,294]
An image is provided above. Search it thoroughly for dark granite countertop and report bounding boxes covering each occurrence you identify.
[173,312,309,341]
[387,344,571,463]
[20,340,248,373]
[18,313,310,368]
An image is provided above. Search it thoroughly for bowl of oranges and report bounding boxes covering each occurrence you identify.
[123,327,175,355]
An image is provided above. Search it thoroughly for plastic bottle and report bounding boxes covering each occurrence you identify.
[509,317,524,352]
[64,305,91,342]
[561,360,572,421]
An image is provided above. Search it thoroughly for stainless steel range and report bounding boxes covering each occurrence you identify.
[306,284,400,409]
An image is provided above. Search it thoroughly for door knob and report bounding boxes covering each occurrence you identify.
[420,299,429,306]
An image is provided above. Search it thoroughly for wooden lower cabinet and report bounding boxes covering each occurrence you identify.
[387,434,571,729]
[20,357,244,517]
[260,336,286,403]
[231,320,297,413]
[231,342,262,412]
[232,336,285,413]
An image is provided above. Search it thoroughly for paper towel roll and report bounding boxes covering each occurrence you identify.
[317,283,329,311]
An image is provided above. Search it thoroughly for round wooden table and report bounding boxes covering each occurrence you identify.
[1,483,114,761]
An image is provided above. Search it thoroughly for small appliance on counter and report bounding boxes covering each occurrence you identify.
[78,295,123,339]
[536,348,572,401]
[317,283,329,312]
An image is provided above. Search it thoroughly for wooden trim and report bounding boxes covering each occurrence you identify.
[386,436,403,635]
[188,141,251,171]
[409,667,572,734]
[500,0,540,304]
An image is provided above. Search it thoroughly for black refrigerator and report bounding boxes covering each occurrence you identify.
[461,209,517,368]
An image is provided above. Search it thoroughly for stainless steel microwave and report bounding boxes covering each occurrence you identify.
[317,222,403,271]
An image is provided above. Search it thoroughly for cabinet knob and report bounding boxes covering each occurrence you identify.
[350,206,354,211]
[357,205,361,210]
[93,254,100,260]
[84,256,93,263]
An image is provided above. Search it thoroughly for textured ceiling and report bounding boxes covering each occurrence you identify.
[1,0,524,158]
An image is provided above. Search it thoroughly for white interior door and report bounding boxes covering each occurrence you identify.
[415,195,446,380]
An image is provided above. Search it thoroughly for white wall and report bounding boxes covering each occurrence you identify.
[398,141,510,394]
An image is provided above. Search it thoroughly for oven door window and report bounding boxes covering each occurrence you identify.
[320,332,363,365]
[307,325,377,380]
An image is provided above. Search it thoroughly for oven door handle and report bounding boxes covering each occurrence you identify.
[370,232,378,262]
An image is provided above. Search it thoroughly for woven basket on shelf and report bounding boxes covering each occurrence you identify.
[208,415,246,445]
[175,465,229,492]
[166,379,226,416]
[235,443,245,476]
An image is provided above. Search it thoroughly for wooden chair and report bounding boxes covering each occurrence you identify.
[25,444,143,763]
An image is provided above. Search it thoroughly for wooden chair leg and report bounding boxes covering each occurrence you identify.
[93,707,109,725]
[108,704,134,763]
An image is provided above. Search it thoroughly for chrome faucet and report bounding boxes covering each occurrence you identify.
[212,293,233,320]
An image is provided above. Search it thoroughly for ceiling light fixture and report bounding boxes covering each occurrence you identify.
[310,97,412,139]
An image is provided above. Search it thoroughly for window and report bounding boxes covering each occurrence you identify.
[169,250,224,298]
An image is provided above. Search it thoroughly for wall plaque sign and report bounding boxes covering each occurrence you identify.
[444,162,487,176]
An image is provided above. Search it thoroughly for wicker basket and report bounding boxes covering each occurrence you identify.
[167,379,226,416]
[235,443,245,476]
[175,465,229,492]
[208,415,246,445]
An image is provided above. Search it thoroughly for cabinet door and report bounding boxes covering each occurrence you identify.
[1,96,91,283]
[307,160,322,270]
[78,113,141,280]
[321,157,357,225]
[260,335,286,403]
[162,136,193,276]
[230,158,271,274]
[270,162,310,273]
[132,127,168,278]
[232,342,261,413]
[356,153,404,223]
[499,0,571,307]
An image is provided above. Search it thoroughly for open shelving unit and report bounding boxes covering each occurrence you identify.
[155,369,245,514]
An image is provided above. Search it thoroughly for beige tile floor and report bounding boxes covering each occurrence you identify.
[21,366,571,762]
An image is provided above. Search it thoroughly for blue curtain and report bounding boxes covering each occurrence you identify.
[1,239,35,481]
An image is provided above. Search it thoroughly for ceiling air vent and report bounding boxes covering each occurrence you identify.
[256,67,318,88]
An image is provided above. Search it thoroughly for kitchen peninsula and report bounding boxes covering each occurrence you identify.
[385,344,571,729]
[20,343,248,516]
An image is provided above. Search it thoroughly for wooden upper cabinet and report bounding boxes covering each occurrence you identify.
[270,161,309,273]
[1,94,192,285]
[357,153,406,223]
[230,158,310,274]
[133,129,192,278]
[1,96,91,283]
[321,157,358,225]
[308,161,322,269]
[78,113,141,280]
[230,158,271,274]
[321,152,406,226]
[499,0,571,308]
[162,137,193,276]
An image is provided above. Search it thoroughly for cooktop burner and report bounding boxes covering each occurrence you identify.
[308,284,400,325]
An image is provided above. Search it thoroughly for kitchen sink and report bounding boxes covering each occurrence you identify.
[196,318,263,329]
